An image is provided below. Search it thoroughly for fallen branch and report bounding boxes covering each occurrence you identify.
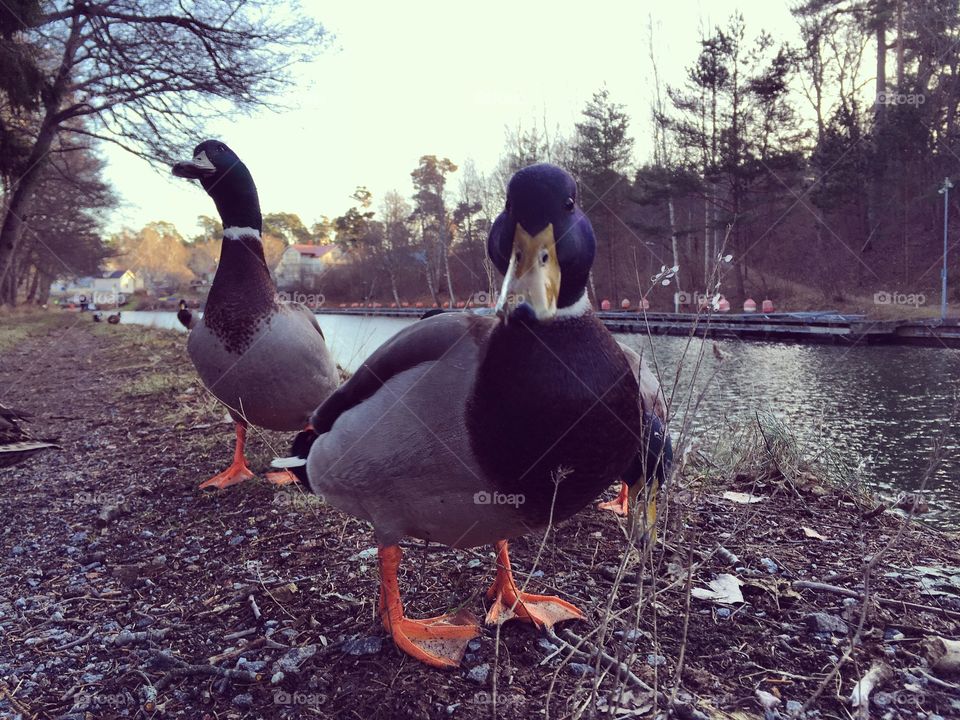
[793,580,960,620]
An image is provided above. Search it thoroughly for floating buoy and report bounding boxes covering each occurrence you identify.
[762,299,774,313]
[415,301,424,308]
[402,301,410,307]
[350,302,359,308]
[743,298,757,313]
[621,298,631,310]
[718,296,730,312]
[456,301,465,308]
[600,299,611,311]
[338,303,346,308]
[638,298,650,311]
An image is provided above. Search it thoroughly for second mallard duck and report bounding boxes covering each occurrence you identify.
[172,140,339,489]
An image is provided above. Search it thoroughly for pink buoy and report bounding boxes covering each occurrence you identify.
[600,299,611,311]
[718,296,730,312]
[415,301,424,308]
[638,298,650,311]
[762,299,774,313]
[743,298,757,313]
[620,298,631,310]
[456,301,465,308]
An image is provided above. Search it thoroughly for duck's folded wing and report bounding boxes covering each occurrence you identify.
[310,312,495,434]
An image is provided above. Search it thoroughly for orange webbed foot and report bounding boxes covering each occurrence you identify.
[484,540,584,629]
[199,461,255,490]
[265,469,300,486]
[378,545,481,669]
[597,481,630,516]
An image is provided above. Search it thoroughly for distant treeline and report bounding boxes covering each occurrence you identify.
[5,1,960,313]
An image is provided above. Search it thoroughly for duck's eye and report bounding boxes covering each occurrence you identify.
[563,197,575,211]
[515,251,521,263]
[539,249,549,264]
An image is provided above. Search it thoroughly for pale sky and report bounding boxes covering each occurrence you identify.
[103,0,800,237]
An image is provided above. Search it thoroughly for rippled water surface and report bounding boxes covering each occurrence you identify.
[122,311,959,528]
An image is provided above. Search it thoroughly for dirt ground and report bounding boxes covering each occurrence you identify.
[0,312,958,720]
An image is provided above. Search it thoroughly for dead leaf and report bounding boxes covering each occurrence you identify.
[723,491,766,504]
[691,573,744,604]
[802,526,827,541]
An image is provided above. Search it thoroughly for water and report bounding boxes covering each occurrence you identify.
[122,311,960,528]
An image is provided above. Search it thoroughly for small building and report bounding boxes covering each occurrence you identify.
[274,244,343,290]
[92,270,141,305]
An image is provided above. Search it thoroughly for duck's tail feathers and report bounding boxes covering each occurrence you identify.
[270,428,318,485]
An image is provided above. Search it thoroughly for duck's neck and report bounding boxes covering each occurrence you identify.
[206,225,276,318]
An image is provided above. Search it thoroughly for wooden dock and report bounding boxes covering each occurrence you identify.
[315,308,960,348]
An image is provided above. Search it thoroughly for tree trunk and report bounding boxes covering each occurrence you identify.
[668,194,679,311]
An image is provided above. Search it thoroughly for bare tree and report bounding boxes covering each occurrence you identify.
[0,0,325,303]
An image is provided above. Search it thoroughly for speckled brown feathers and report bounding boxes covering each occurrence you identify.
[202,235,276,354]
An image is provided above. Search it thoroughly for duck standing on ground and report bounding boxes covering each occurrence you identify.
[0,403,59,469]
[176,299,195,330]
[107,312,120,324]
[276,164,643,668]
[172,140,339,489]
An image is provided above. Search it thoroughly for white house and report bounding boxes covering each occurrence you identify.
[91,270,140,305]
[274,244,343,290]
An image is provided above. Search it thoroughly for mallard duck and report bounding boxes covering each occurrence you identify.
[0,402,58,469]
[176,299,195,330]
[172,140,339,489]
[107,312,121,324]
[597,344,672,537]
[275,164,643,668]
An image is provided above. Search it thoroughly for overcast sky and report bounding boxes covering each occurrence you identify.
[103,0,800,237]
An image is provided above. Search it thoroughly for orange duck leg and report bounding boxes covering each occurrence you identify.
[199,422,255,489]
[378,545,480,669]
[597,481,630,516]
[484,540,584,628]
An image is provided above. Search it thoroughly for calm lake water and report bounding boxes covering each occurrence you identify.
[121,310,960,528]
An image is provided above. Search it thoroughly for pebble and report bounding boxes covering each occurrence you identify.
[350,547,378,561]
[467,663,490,684]
[273,644,317,673]
[760,558,779,574]
[228,535,244,546]
[785,700,802,714]
[232,693,253,709]
[646,654,667,667]
[270,671,284,684]
[467,639,481,652]
[803,612,849,634]
[537,638,559,653]
[342,636,382,656]
[716,608,732,619]
[568,662,595,677]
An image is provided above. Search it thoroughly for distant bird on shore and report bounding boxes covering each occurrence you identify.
[172,140,339,489]
[176,299,195,330]
[107,312,121,325]
[597,344,672,543]
[92,312,103,323]
[275,164,642,669]
[0,403,59,469]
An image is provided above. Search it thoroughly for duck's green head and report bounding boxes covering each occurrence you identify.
[172,140,261,233]
[488,164,595,322]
